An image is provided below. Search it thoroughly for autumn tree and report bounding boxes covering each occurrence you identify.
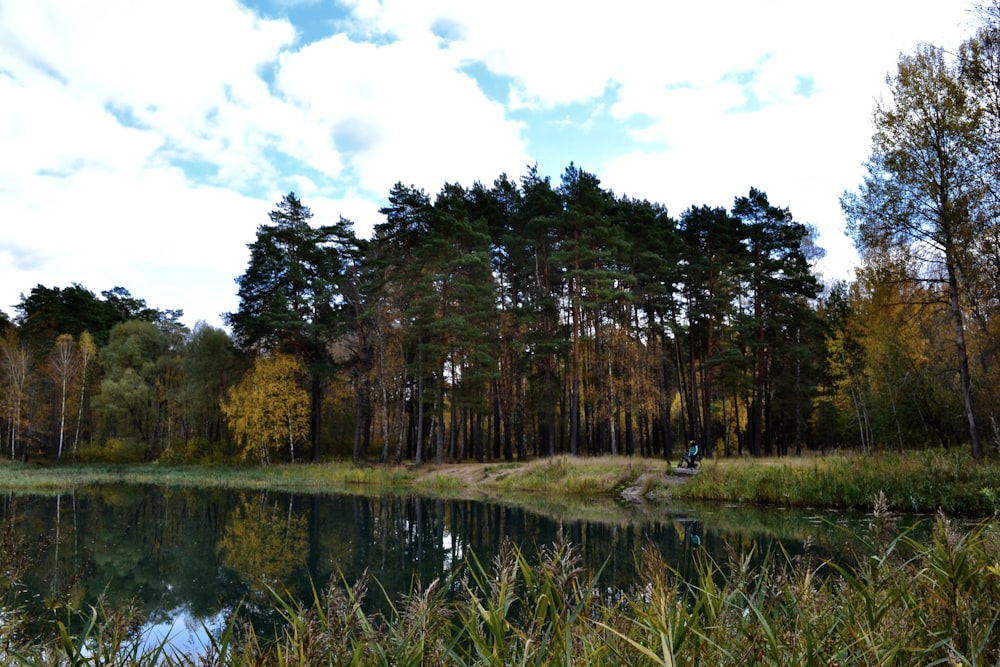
[842,44,988,459]
[49,334,78,460]
[0,329,29,460]
[222,353,309,464]
[72,331,96,457]
[217,492,308,598]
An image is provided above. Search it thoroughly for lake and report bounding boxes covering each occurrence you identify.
[0,485,918,656]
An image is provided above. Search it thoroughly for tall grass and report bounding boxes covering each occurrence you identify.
[675,448,1000,515]
[6,512,998,666]
[0,461,420,494]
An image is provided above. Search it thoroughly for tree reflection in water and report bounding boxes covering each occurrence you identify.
[1,485,894,653]
[218,492,308,599]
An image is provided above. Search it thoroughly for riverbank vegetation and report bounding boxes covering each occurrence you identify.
[674,448,1000,516]
[3,511,998,665]
[3,449,999,516]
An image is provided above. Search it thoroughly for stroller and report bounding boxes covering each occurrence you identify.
[680,441,699,469]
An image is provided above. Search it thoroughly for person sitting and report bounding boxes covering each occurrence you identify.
[680,441,699,469]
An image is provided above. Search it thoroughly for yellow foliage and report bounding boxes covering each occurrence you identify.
[217,494,308,596]
[222,353,310,464]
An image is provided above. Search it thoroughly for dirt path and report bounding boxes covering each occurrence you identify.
[407,460,694,501]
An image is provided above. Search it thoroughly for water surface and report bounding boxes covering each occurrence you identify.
[1,485,911,655]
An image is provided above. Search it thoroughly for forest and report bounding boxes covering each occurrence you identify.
[3,7,1000,466]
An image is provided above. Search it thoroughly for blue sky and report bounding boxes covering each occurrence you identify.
[0,0,978,329]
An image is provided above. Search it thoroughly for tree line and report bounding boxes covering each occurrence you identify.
[3,4,999,464]
[223,172,824,466]
[0,173,825,465]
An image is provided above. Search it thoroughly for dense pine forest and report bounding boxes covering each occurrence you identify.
[4,6,1000,466]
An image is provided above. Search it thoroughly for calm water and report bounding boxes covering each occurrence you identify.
[1,485,917,655]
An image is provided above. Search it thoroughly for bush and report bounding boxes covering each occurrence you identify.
[157,437,226,465]
[75,438,146,464]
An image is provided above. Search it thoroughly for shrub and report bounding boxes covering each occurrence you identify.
[75,438,146,464]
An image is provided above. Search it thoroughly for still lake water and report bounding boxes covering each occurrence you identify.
[1,485,918,655]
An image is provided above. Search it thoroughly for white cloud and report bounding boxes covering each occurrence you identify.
[275,31,530,196]
[0,0,983,328]
[0,0,320,190]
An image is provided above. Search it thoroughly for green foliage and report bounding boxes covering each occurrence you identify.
[157,437,227,465]
[75,438,147,464]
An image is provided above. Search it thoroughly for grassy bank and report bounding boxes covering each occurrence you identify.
[0,456,667,498]
[0,461,422,493]
[4,513,998,665]
[1,449,997,515]
[672,448,1000,516]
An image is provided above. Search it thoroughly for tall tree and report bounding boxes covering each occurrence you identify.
[554,164,620,455]
[677,205,742,455]
[733,188,819,456]
[16,284,124,350]
[960,2,1000,447]
[473,175,529,462]
[842,44,988,459]
[426,183,498,463]
[96,319,180,457]
[181,323,241,455]
[519,166,566,458]
[372,183,436,464]
[619,196,679,459]
[227,193,363,461]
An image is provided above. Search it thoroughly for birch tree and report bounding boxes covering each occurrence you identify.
[0,330,29,460]
[49,334,77,460]
[222,353,309,464]
[842,44,988,459]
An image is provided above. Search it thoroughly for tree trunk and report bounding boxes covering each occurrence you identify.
[310,373,322,462]
[947,260,982,459]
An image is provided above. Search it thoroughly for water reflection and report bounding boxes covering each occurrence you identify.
[1,486,916,653]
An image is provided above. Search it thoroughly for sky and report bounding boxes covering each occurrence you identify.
[0,0,981,331]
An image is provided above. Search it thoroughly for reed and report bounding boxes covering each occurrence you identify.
[3,512,999,665]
